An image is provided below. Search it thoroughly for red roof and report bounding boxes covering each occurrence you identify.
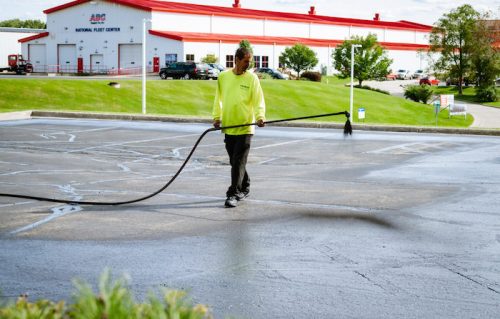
[18,32,50,43]
[44,0,432,31]
[149,30,430,51]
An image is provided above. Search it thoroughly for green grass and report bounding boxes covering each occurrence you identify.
[0,77,474,127]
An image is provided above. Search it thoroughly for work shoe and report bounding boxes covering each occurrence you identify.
[224,196,238,208]
[235,189,250,201]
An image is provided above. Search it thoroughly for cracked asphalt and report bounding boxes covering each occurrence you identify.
[0,118,499,318]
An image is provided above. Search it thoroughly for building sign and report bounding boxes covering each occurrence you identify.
[75,27,120,32]
[90,13,106,24]
[75,12,120,32]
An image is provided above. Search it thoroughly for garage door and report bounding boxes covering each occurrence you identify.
[90,54,104,73]
[58,44,76,73]
[119,44,142,74]
[28,44,46,73]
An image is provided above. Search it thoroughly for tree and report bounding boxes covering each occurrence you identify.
[279,43,318,78]
[201,54,217,63]
[238,39,253,54]
[470,18,499,102]
[429,5,481,94]
[0,19,46,29]
[238,39,254,68]
[333,34,392,86]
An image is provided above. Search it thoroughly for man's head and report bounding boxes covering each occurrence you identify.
[234,47,252,75]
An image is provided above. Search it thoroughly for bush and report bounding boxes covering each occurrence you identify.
[300,71,322,82]
[475,85,497,102]
[354,84,390,95]
[404,84,434,104]
[0,270,212,319]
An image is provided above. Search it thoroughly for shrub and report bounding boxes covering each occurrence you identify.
[0,270,212,319]
[354,84,390,95]
[256,73,273,80]
[404,84,434,104]
[475,85,497,102]
[300,71,322,82]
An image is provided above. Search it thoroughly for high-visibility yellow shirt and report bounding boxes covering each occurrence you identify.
[212,70,266,135]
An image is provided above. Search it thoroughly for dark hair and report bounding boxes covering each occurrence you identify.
[235,47,252,60]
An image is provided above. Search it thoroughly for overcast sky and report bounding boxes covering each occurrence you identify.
[0,0,498,26]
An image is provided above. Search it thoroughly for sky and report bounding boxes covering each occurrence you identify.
[0,0,498,26]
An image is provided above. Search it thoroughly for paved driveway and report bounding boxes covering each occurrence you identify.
[1,119,499,318]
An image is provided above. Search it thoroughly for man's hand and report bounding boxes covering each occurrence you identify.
[257,119,265,127]
[213,120,221,129]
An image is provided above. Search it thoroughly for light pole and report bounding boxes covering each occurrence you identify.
[350,44,362,122]
[142,18,151,115]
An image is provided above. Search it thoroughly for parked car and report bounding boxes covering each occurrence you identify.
[208,63,225,72]
[446,77,470,86]
[159,62,209,79]
[254,67,288,79]
[206,64,220,79]
[419,75,440,86]
[396,69,411,80]
[385,73,396,81]
[412,69,424,79]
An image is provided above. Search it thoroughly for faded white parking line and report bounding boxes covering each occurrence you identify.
[253,139,308,150]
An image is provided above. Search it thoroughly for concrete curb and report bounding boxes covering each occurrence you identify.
[2,110,494,137]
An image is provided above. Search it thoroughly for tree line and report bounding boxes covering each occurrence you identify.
[0,19,46,29]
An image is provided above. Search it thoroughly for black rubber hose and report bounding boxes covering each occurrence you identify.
[0,111,350,205]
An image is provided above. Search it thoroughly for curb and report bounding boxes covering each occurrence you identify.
[3,110,498,137]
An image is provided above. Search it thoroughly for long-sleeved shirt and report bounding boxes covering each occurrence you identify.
[212,69,266,135]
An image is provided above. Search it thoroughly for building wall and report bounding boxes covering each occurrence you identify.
[20,1,432,74]
[0,28,43,68]
[32,1,152,72]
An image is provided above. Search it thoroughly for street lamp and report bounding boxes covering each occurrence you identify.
[142,18,152,115]
[350,44,362,122]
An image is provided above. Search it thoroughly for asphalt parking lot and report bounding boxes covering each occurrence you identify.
[1,118,499,318]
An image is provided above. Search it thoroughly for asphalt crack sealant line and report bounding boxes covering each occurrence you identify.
[8,184,83,236]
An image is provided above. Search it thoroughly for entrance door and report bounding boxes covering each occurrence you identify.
[58,44,76,73]
[90,54,104,73]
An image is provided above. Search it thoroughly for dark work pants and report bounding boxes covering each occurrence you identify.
[224,134,252,197]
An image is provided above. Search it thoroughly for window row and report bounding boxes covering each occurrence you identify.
[163,53,270,68]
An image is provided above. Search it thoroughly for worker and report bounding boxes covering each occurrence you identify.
[212,46,266,208]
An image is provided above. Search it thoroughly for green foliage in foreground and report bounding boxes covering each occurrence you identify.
[0,77,473,127]
[0,270,212,319]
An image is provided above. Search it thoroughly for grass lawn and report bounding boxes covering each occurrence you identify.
[0,77,473,127]
[433,85,500,108]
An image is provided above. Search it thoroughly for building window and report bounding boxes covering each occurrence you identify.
[186,54,194,62]
[262,56,269,68]
[226,55,234,68]
[165,53,177,66]
[253,55,260,68]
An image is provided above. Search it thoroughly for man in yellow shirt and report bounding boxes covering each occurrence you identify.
[213,47,266,208]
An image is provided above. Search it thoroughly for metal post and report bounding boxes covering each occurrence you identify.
[350,44,362,122]
[142,19,151,115]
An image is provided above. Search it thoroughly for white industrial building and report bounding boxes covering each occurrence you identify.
[0,27,45,67]
[19,0,432,74]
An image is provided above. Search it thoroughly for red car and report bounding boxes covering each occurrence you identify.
[419,76,440,86]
